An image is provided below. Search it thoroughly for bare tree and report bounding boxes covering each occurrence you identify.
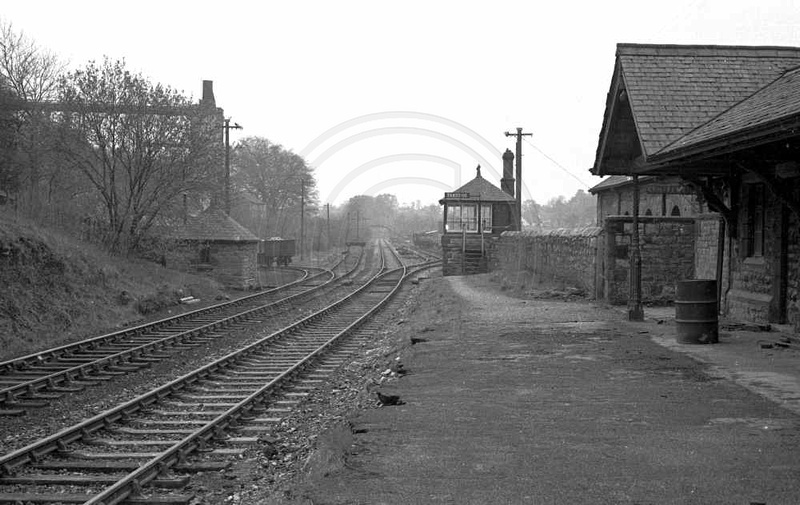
[0,20,63,102]
[0,20,66,216]
[56,57,219,252]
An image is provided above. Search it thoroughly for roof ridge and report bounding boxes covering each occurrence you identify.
[617,42,800,58]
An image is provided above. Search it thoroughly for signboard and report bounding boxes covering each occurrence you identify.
[645,184,694,195]
[444,191,471,199]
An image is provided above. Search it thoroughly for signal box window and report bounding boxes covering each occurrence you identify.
[446,204,493,233]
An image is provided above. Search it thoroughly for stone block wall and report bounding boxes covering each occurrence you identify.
[786,209,800,330]
[726,191,783,323]
[694,215,722,280]
[492,227,602,295]
[164,240,258,290]
[605,216,695,304]
[441,234,490,276]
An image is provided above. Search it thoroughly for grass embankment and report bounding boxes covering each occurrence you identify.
[0,210,226,361]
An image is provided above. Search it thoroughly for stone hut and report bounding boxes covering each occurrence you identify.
[164,207,260,290]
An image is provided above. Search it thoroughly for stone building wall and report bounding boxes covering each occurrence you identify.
[726,190,783,323]
[786,208,800,330]
[441,234,490,276]
[694,215,723,281]
[164,240,259,290]
[604,216,695,304]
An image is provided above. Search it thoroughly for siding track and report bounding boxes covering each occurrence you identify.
[0,254,364,414]
[0,240,439,504]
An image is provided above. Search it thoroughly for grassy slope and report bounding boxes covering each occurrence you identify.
[0,210,227,361]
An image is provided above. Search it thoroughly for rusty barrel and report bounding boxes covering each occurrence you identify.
[675,280,719,344]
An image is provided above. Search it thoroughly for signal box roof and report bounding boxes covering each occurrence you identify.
[439,165,515,204]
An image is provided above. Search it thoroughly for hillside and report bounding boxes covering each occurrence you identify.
[0,210,227,361]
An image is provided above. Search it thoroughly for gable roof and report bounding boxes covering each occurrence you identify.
[588,175,666,194]
[593,43,800,175]
[588,175,632,193]
[174,207,260,242]
[439,167,515,204]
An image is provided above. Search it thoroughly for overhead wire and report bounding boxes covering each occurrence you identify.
[522,137,591,189]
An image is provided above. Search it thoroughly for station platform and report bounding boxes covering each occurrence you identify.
[297,273,800,504]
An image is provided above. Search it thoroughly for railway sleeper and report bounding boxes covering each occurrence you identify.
[0,474,190,488]
[70,448,245,459]
[161,401,238,408]
[113,427,196,436]
[175,394,249,401]
[0,492,188,504]
[32,459,230,473]
[149,410,227,417]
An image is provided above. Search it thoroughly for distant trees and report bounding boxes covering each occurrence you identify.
[525,189,596,230]
[56,57,219,252]
[231,136,317,238]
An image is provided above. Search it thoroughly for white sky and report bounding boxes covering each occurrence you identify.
[4,0,800,206]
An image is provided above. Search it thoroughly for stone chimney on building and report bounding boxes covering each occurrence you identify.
[501,148,515,196]
[200,80,216,108]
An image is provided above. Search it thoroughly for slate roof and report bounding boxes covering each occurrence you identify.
[594,43,800,175]
[439,167,515,203]
[656,66,800,158]
[173,207,260,242]
[617,44,800,158]
[589,175,659,194]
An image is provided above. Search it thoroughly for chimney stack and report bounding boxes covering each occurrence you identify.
[200,80,216,108]
[501,148,515,196]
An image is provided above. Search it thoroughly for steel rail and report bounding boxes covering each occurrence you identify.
[0,266,316,373]
[0,241,428,504]
[0,253,362,410]
[0,244,381,478]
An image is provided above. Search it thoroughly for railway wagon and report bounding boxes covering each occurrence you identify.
[258,238,295,267]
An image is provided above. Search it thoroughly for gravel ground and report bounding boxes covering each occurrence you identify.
[269,272,800,505]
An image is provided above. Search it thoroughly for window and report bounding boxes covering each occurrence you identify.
[480,204,492,233]
[645,209,653,216]
[746,184,765,257]
[199,244,211,263]
[670,205,681,216]
[446,204,492,233]
[446,204,477,232]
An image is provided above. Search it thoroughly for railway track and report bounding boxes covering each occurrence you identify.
[0,252,366,415]
[0,239,439,504]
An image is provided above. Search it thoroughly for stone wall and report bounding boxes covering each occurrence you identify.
[491,228,602,296]
[164,240,259,290]
[726,188,783,323]
[604,216,695,304]
[786,209,800,330]
[694,214,723,281]
[441,234,491,276]
[596,189,699,223]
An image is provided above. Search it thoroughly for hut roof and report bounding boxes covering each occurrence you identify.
[172,207,260,242]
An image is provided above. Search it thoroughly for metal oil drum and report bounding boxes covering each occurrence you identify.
[675,280,719,344]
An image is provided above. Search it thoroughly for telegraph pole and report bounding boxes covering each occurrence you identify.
[504,127,532,230]
[300,178,305,261]
[222,118,243,214]
[326,203,330,249]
